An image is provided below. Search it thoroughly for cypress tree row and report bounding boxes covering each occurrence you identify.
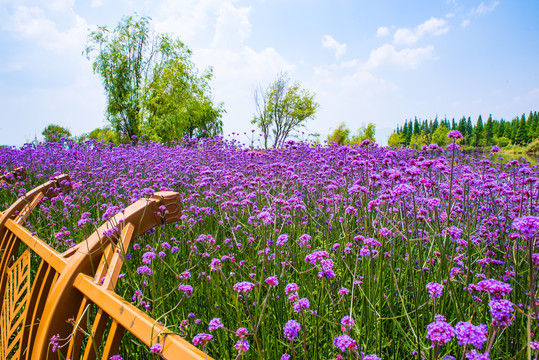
[390,111,539,148]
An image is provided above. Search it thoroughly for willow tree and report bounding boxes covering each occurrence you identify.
[85,15,223,142]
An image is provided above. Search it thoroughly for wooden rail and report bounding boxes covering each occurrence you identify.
[0,175,212,360]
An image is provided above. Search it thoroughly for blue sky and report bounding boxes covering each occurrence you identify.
[1,0,538,146]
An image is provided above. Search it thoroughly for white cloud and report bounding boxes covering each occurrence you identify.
[5,5,90,54]
[90,0,103,7]
[460,19,470,28]
[393,17,449,45]
[376,26,390,37]
[212,2,251,49]
[365,44,436,69]
[321,35,347,58]
[393,28,419,45]
[475,1,500,14]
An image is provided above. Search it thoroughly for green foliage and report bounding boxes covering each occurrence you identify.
[431,124,449,146]
[42,124,71,143]
[387,132,405,147]
[350,123,376,144]
[78,126,120,144]
[409,133,427,149]
[327,122,376,146]
[85,14,223,142]
[252,73,319,148]
[327,123,350,145]
[393,111,539,149]
[526,138,539,154]
[496,136,511,148]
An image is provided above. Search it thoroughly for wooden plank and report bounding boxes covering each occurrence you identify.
[5,219,66,273]
[73,274,210,360]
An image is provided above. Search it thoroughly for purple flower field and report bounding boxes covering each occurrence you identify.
[1,136,539,360]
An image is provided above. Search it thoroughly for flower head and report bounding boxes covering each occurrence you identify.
[208,318,224,331]
[455,322,488,349]
[233,281,255,293]
[333,334,357,352]
[234,338,250,353]
[513,216,539,238]
[426,282,444,298]
[448,130,463,139]
[149,343,163,354]
[192,333,214,346]
[283,320,301,341]
[426,320,455,346]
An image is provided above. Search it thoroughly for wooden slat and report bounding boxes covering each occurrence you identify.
[100,320,124,360]
[73,273,210,360]
[5,219,66,273]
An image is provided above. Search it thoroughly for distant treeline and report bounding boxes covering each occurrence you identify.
[389,111,539,149]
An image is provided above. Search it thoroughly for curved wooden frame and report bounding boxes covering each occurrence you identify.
[0,175,212,360]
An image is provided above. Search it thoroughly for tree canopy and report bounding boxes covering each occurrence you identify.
[42,124,71,143]
[252,73,319,148]
[85,15,223,142]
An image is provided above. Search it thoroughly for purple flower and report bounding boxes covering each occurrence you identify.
[448,130,463,139]
[210,258,222,271]
[276,234,289,246]
[109,356,123,360]
[178,284,193,297]
[305,250,329,264]
[465,350,490,360]
[477,279,512,299]
[192,333,214,346]
[531,341,539,350]
[292,298,310,312]
[285,283,299,295]
[426,320,455,346]
[333,334,357,352]
[455,322,488,349]
[265,275,279,286]
[281,355,291,360]
[513,216,539,237]
[236,327,249,338]
[447,143,461,151]
[283,320,301,341]
[208,318,224,331]
[149,343,163,353]
[142,251,156,264]
[341,316,355,330]
[426,282,444,298]
[233,281,255,293]
[234,338,250,353]
[489,299,514,329]
[364,355,381,360]
[491,145,500,153]
[136,266,152,276]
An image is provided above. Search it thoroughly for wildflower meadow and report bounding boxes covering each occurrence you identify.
[2,133,539,360]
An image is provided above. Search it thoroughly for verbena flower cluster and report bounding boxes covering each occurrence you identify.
[1,136,538,360]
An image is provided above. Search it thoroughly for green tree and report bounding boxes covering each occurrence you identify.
[431,124,449,146]
[484,114,493,146]
[516,114,528,144]
[387,132,406,146]
[85,15,223,142]
[327,123,350,145]
[252,72,319,148]
[78,126,120,144]
[42,124,71,143]
[350,123,376,144]
[473,115,483,146]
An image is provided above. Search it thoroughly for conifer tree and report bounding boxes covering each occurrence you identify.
[516,114,528,144]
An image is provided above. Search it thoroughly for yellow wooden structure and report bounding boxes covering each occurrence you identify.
[0,175,212,359]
